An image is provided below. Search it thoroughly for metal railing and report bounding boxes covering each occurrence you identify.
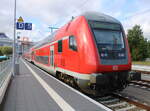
[0,59,12,87]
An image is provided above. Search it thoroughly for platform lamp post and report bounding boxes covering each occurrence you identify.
[13,0,17,76]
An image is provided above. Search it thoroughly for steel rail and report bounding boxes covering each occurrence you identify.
[130,81,150,88]
[132,70,150,74]
[113,93,150,111]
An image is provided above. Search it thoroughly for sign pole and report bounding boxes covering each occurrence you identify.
[13,0,17,76]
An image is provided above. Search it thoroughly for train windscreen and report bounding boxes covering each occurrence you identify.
[93,30,124,51]
[89,21,127,61]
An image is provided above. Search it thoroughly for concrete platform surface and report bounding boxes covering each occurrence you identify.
[1,59,111,111]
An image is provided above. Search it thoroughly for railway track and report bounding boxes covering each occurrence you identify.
[132,70,150,75]
[130,80,150,89]
[94,93,150,111]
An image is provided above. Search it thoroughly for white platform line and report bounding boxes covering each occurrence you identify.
[22,60,75,111]
[23,59,112,111]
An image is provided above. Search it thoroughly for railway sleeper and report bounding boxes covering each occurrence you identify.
[101,98,119,104]
[107,101,127,107]
[115,105,136,111]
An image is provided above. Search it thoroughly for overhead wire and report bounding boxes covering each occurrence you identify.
[52,0,91,28]
[121,8,150,39]
[121,8,150,29]
[122,8,150,20]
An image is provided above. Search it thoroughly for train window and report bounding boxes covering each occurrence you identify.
[58,40,62,52]
[69,36,77,51]
[35,56,49,64]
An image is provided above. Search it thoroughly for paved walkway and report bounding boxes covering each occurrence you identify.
[1,59,110,111]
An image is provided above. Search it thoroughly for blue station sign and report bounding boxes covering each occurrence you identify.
[16,22,32,30]
[25,23,32,30]
[16,22,24,30]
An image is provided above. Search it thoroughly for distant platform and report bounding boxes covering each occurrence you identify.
[132,65,150,72]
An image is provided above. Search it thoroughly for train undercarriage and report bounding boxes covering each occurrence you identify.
[55,71,141,96]
[55,71,130,96]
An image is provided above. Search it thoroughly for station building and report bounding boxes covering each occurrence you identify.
[18,37,34,54]
[0,33,13,47]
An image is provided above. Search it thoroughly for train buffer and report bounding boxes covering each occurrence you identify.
[0,58,111,111]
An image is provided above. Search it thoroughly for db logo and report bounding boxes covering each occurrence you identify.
[113,65,118,70]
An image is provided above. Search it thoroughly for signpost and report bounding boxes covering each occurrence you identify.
[13,15,32,76]
[16,17,32,30]
[13,0,17,76]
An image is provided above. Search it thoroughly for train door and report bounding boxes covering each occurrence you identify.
[68,35,79,70]
[50,46,54,67]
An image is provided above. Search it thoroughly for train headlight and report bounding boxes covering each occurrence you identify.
[121,53,124,57]
[104,53,108,57]
[101,53,104,57]
[118,53,124,57]
[101,53,107,57]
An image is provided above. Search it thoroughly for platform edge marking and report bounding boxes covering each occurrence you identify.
[22,60,75,111]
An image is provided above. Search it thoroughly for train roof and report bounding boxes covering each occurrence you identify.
[81,12,121,24]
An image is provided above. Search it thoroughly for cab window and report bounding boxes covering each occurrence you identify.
[58,40,62,52]
[69,36,77,51]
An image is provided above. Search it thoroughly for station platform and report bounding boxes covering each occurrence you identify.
[1,59,111,111]
[132,65,150,72]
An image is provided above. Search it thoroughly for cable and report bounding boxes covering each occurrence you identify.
[122,8,150,20]
[52,0,91,27]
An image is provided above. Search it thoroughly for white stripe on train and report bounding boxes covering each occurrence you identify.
[34,60,91,80]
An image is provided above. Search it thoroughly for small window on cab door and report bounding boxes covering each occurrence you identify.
[69,36,77,51]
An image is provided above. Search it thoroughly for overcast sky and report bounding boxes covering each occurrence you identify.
[0,0,150,41]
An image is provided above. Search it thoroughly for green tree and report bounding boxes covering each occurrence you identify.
[147,40,150,58]
[127,25,148,61]
[0,47,3,56]
[1,46,12,56]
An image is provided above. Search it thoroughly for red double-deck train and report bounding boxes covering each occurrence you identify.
[24,12,135,95]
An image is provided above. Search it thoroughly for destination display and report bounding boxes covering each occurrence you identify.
[89,21,121,30]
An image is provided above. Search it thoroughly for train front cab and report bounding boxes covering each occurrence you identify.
[73,15,141,95]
